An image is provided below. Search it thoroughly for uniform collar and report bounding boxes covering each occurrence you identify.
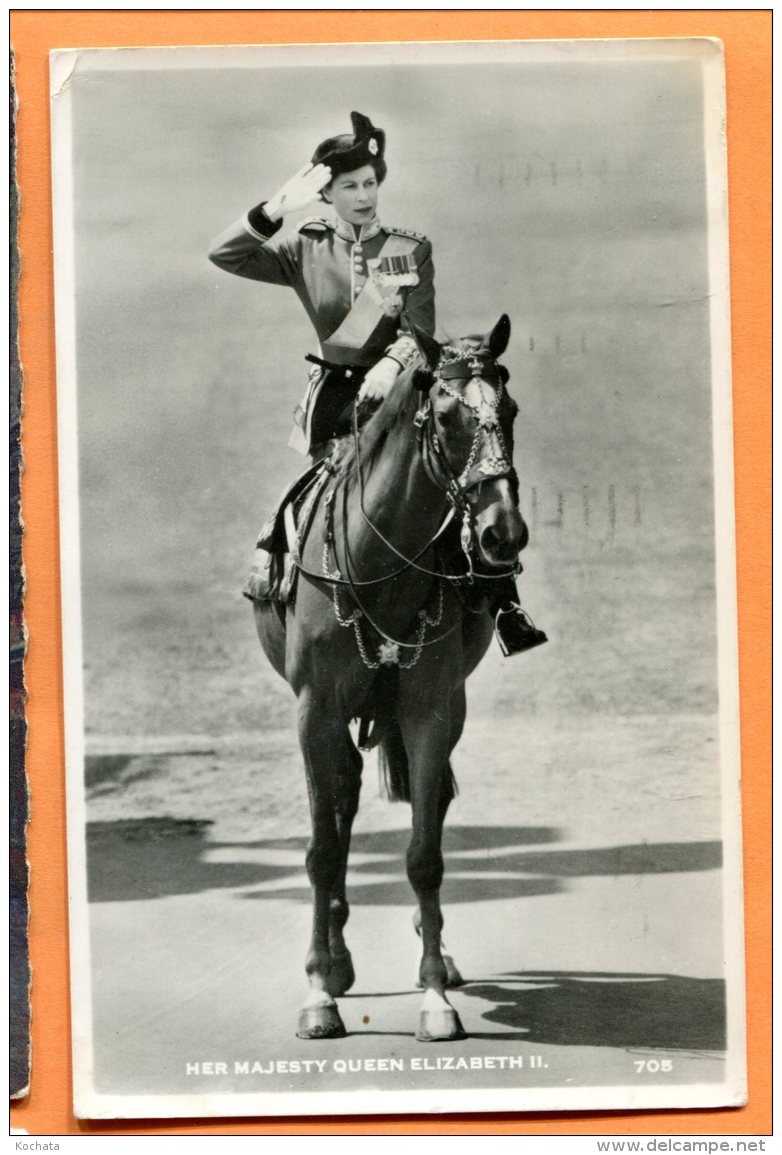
[334,215,382,243]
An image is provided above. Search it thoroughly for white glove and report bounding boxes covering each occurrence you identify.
[265,164,332,221]
[358,357,401,405]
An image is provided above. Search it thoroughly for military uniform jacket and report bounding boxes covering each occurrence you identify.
[208,204,435,369]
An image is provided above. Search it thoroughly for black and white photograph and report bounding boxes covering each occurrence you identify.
[51,38,745,1118]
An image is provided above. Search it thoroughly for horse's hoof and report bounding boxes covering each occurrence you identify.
[415,989,467,1042]
[296,990,347,1040]
[325,951,355,998]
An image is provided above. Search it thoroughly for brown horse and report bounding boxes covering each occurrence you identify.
[254,315,527,1041]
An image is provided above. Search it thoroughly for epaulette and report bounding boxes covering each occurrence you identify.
[298,216,334,233]
[386,225,427,242]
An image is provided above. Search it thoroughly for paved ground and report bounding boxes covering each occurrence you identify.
[81,707,731,1116]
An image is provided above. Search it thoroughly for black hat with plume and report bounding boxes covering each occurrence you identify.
[311,111,387,179]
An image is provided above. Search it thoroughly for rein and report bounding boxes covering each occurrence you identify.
[337,477,465,660]
[353,355,521,584]
[289,344,523,662]
[287,460,455,589]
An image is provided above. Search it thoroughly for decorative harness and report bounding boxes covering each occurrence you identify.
[292,344,521,668]
[413,345,518,576]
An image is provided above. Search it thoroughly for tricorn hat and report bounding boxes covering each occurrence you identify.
[311,111,386,177]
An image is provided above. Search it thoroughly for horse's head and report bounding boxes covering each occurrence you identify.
[412,315,528,570]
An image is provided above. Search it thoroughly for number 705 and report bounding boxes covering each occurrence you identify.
[634,1059,673,1073]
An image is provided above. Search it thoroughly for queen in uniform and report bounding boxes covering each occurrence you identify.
[209,111,544,656]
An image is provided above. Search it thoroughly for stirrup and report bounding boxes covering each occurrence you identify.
[494,604,548,657]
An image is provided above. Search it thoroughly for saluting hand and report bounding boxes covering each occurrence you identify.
[265,164,332,221]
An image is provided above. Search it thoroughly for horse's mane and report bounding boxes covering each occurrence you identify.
[336,366,422,480]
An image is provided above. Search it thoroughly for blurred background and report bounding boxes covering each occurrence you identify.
[67,45,720,819]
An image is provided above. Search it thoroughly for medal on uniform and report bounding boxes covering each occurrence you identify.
[367,254,418,316]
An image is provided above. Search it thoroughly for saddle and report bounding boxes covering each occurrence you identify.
[243,458,334,607]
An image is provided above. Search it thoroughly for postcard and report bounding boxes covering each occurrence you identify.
[50,38,745,1118]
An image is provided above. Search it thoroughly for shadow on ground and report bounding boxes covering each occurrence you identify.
[460,970,727,1051]
[241,876,566,905]
[86,819,722,906]
[352,842,723,877]
[87,818,294,902]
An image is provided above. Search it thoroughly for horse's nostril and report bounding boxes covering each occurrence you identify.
[480,525,518,561]
[480,526,499,551]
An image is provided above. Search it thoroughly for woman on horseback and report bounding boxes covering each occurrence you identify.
[208,111,544,655]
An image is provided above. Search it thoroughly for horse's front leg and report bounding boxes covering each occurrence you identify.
[325,735,363,997]
[399,686,466,1042]
[296,692,348,1039]
[412,687,467,991]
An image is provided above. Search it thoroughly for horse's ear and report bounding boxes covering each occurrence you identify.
[485,314,511,360]
[409,324,442,373]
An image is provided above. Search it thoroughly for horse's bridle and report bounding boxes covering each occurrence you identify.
[415,347,519,508]
[354,346,521,583]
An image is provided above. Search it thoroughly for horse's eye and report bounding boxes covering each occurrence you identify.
[435,397,459,425]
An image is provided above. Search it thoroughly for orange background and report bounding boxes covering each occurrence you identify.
[11,10,771,1137]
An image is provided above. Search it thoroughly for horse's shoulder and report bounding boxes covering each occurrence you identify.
[385,225,428,244]
[297,217,334,235]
